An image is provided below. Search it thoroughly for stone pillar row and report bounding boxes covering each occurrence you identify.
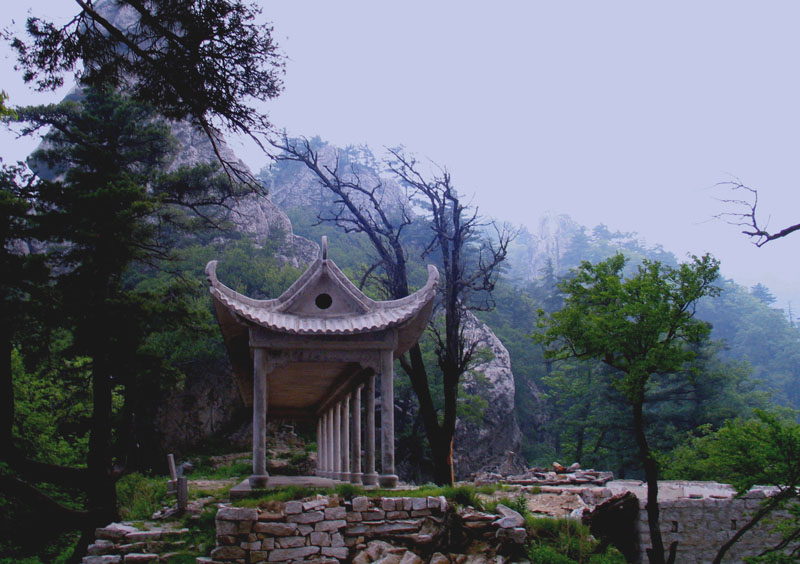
[316,364,393,486]
[250,348,396,488]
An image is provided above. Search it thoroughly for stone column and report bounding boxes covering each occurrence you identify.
[340,396,350,481]
[363,372,378,486]
[378,349,398,488]
[249,348,269,488]
[326,408,334,478]
[316,418,322,476]
[320,411,328,477]
[333,401,342,479]
[350,385,363,484]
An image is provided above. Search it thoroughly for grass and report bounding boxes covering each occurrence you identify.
[484,493,529,515]
[116,473,168,520]
[527,517,626,564]
[180,507,218,558]
[231,482,503,509]
[191,458,251,480]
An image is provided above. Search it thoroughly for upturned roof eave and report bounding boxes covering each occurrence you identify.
[207,261,439,336]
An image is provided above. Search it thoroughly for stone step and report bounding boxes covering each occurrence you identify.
[84,521,195,564]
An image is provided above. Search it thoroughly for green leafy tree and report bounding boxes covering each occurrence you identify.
[534,253,720,564]
[1,87,235,561]
[665,411,800,563]
[0,90,16,119]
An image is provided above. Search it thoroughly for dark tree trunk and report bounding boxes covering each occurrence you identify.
[86,346,118,524]
[0,323,13,452]
[403,344,456,485]
[633,399,669,564]
[431,435,455,486]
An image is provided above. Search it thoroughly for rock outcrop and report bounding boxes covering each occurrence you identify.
[505,212,580,282]
[454,312,524,480]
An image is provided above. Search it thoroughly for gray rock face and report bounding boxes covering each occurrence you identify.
[266,141,407,221]
[165,119,318,268]
[454,312,524,479]
[506,212,580,282]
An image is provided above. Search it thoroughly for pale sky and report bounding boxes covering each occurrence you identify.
[2,1,799,310]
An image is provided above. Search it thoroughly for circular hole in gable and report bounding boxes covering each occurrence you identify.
[315,293,333,310]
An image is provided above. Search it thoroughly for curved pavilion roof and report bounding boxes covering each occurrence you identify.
[206,256,438,337]
[206,238,439,413]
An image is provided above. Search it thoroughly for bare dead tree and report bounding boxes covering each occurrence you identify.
[716,181,800,246]
[272,135,514,484]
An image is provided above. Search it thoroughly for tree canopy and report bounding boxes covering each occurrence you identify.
[7,0,284,182]
[535,253,720,564]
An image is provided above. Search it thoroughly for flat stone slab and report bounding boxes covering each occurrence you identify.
[229,476,350,499]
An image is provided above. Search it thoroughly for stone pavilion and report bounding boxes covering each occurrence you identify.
[206,237,438,489]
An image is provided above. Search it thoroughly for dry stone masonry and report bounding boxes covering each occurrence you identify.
[203,495,528,564]
[82,522,191,563]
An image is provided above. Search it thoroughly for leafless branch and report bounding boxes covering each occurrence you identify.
[715,181,800,246]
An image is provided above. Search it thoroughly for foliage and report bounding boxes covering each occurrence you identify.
[180,507,218,558]
[527,518,627,564]
[534,253,720,564]
[664,410,800,562]
[7,0,283,182]
[697,279,800,411]
[0,90,16,119]
[232,482,501,507]
[116,473,168,520]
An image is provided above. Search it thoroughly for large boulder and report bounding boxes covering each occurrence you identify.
[454,312,524,479]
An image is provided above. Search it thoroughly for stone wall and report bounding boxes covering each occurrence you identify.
[635,490,790,563]
[600,481,796,563]
[205,495,528,564]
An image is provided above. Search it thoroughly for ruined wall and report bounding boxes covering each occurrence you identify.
[635,490,791,564]
[205,495,528,563]
[600,481,796,563]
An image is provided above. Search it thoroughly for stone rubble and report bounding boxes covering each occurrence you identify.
[81,522,192,564]
[475,462,613,487]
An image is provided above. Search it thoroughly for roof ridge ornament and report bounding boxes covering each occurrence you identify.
[321,236,328,260]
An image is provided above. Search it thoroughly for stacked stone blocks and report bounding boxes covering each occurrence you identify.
[206,494,527,563]
[637,489,793,563]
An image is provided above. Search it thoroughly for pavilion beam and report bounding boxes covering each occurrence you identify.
[266,407,315,421]
[316,368,367,416]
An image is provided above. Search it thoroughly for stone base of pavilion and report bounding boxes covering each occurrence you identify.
[229,475,400,500]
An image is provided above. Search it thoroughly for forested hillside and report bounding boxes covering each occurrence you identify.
[260,139,800,478]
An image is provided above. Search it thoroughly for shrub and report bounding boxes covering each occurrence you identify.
[334,483,362,499]
[117,473,168,520]
[527,517,625,564]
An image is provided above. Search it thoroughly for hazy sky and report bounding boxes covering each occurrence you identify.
[2,1,798,309]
